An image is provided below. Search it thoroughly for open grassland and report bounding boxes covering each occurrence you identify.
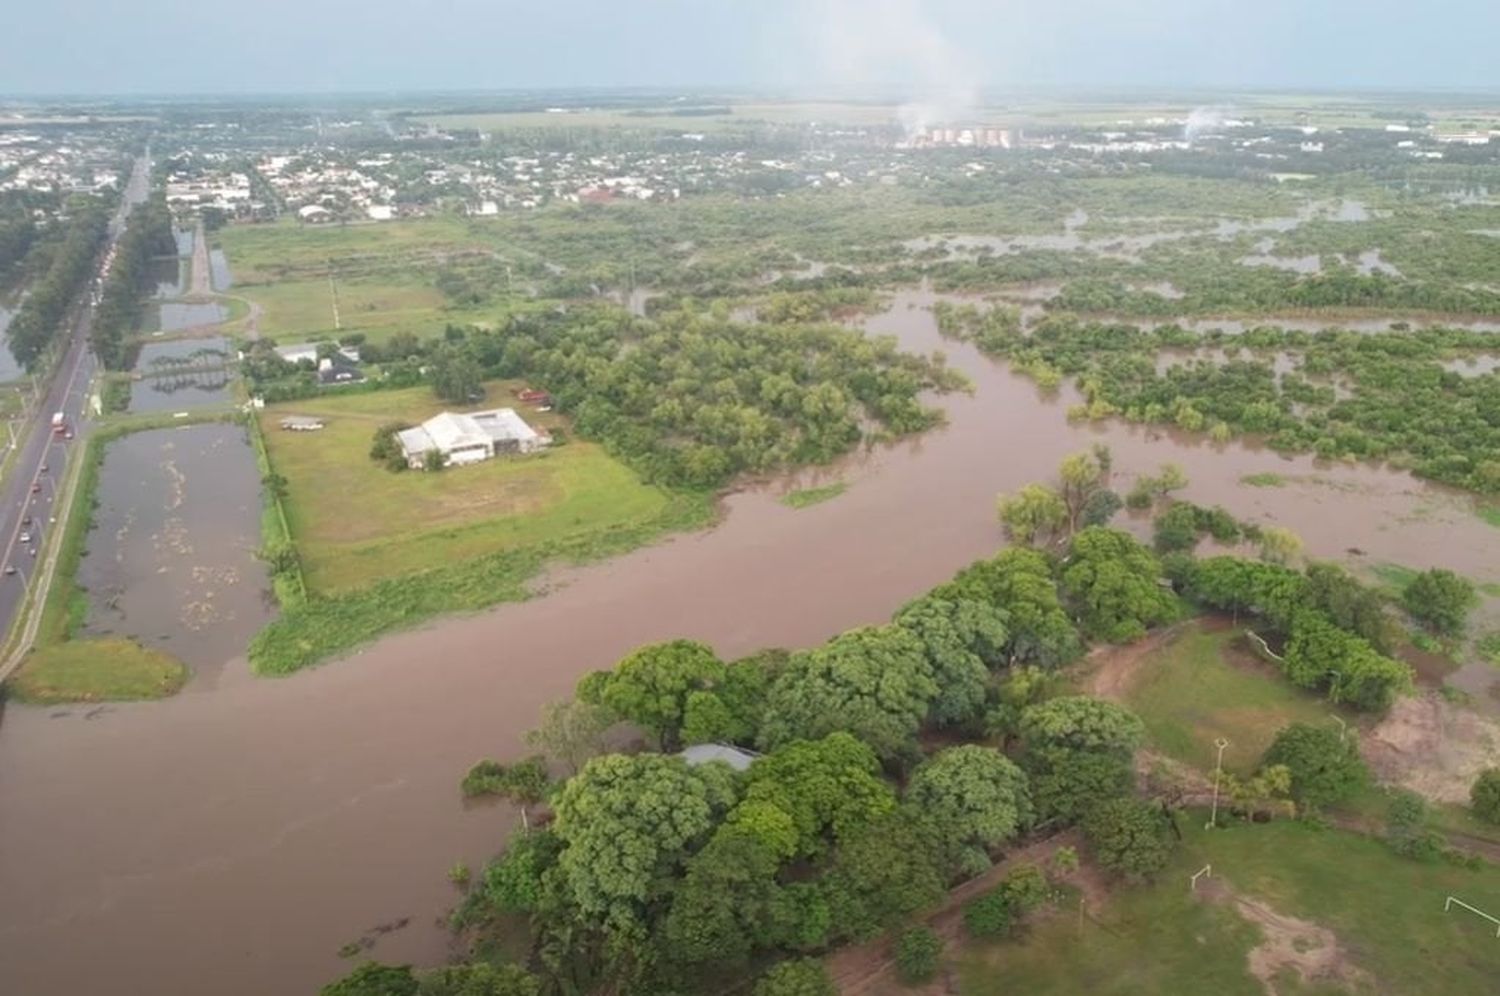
[958,820,1500,996]
[244,275,453,343]
[262,381,680,594]
[218,217,485,284]
[414,101,909,133]
[9,637,188,704]
[1121,622,1354,775]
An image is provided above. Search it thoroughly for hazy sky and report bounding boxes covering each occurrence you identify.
[3,0,1498,95]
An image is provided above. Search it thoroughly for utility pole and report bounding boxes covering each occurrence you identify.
[1207,737,1230,830]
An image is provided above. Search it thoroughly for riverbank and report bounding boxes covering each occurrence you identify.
[5,294,1500,995]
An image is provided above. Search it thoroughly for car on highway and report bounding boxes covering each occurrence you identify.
[64,430,74,440]
[19,531,30,544]
[3,565,14,576]
[40,463,48,473]
[21,515,31,526]
[29,483,41,494]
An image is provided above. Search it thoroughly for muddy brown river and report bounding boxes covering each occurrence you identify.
[3,290,1500,995]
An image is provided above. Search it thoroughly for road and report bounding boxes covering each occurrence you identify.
[0,153,150,656]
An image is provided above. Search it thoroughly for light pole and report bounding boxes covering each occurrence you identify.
[1207,737,1230,830]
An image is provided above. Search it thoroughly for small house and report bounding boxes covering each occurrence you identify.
[279,415,325,432]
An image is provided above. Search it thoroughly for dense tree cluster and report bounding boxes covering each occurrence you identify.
[936,305,1500,495]
[92,195,176,368]
[347,542,1174,996]
[6,198,109,370]
[1178,556,1413,710]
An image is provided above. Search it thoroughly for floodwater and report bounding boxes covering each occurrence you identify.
[143,301,229,333]
[0,302,25,382]
[74,423,274,682]
[150,256,184,298]
[210,249,233,291]
[4,290,1500,995]
[133,336,233,375]
[127,370,237,413]
[907,199,1371,263]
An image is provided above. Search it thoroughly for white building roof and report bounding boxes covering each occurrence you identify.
[397,408,540,458]
[679,744,759,771]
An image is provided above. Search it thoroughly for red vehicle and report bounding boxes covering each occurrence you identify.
[517,388,551,404]
[51,412,67,436]
[30,483,41,494]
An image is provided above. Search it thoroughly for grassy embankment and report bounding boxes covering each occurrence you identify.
[3,412,240,702]
[248,380,713,674]
[957,819,1500,996]
[780,482,847,509]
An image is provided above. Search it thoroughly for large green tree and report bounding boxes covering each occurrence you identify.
[752,959,836,996]
[584,639,726,750]
[1019,696,1145,758]
[905,746,1032,873]
[1401,568,1478,635]
[1061,527,1177,643]
[552,753,737,929]
[894,596,1008,727]
[1083,798,1175,882]
[661,829,781,971]
[735,732,895,859]
[822,808,949,942]
[758,626,937,756]
[1261,722,1367,810]
[939,548,1081,667]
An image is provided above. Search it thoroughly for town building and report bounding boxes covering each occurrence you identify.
[395,408,547,469]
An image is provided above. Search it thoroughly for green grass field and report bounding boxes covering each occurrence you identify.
[262,381,677,594]
[780,482,847,509]
[958,819,1500,996]
[9,637,188,704]
[1122,622,1355,775]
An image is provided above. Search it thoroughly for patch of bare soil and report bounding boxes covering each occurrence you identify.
[1362,692,1500,804]
[1084,621,1192,700]
[1196,879,1369,995]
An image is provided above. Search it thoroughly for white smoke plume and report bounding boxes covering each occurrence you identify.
[1184,106,1231,143]
[810,0,980,138]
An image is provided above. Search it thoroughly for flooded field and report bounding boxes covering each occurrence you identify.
[74,423,274,681]
[0,302,25,382]
[132,336,232,375]
[126,370,237,413]
[3,289,1500,995]
[142,301,229,333]
[149,256,184,298]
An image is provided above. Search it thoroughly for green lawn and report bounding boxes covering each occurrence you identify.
[218,216,484,284]
[262,381,677,594]
[9,637,188,703]
[1122,622,1354,775]
[959,820,1500,996]
[244,275,457,344]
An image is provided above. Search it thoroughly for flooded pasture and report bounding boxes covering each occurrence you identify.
[3,289,1500,996]
[74,423,274,682]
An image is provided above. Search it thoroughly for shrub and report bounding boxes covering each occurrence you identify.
[894,926,943,985]
[1472,768,1500,825]
[962,890,1014,939]
[1262,723,1367,810]
[752,958,836,996]
[1083,798,1174,881]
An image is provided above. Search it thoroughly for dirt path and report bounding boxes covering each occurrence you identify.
[825,832,1083,995]
[1083,620,1193,700]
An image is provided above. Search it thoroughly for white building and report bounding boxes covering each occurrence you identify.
[396,409,546,469]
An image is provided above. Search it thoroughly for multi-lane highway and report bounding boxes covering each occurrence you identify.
[0,153,149,656]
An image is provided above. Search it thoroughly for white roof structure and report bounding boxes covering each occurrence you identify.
[396,408,542,464]
[679,744,759,771]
